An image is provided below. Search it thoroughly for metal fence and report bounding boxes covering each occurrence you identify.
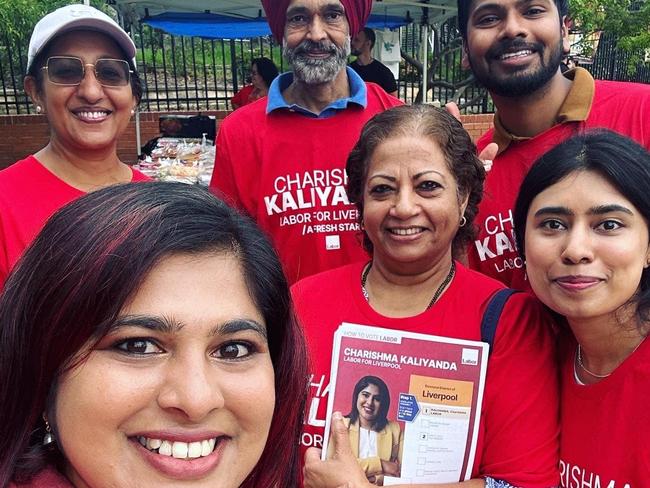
[0,18,486,114]
[589,32,650,83]
[1,19,647,115]
[134,19,485,112]
[134,24,286,112]
[399,18,493,112]
[0,31,30,114]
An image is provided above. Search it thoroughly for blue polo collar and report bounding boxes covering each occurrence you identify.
[266,66,367,118]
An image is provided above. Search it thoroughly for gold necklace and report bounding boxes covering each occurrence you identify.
[360,261,455,310]
[576,338,646,379]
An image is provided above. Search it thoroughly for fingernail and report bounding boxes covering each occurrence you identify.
[333,411,343,420]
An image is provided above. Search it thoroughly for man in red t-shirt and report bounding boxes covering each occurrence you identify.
[210,0,402,284]
[456,0,650,289]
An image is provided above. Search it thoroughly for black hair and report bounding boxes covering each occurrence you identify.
[252,57,280,89]
[346,376,391,432]
[0,182,307,488]
[513,130,650,328]
[346,104,485,256]
[457,0,569,40]
[362,27,376,49]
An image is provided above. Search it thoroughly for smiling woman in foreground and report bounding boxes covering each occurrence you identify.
[513,130,650,486]
[0,182,307,488]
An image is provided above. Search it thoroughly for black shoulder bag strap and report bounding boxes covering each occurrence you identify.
[481,288,517,355]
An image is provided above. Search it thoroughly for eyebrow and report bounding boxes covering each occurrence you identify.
[112,314,184,333]
[533,204,634,218]
[111,315,267,339]
[470,1,505,17]
[368,170,445,183]
[286,2,345,17]
[286,5,309,17]
[211,319,268,340]
[471,0,547,16]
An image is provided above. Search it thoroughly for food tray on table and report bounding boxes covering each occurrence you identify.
[136,137,215,185]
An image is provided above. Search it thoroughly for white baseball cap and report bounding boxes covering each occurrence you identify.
[27,4,136,72]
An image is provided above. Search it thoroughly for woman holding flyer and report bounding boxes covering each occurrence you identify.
[513,131,650,486]
[295,105,560,488]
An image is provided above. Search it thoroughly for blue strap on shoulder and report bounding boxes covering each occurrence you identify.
[480,288,517,354]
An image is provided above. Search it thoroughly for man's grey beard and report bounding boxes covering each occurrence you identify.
[283,37,351,85]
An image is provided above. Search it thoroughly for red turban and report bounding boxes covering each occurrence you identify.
[261,0,373,43]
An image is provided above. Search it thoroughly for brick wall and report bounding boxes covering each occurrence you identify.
[0,115,51,170]
[461,113,495,143]
[0,110,230,170]
[0,111,494,170]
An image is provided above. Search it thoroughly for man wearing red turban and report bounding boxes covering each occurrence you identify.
[261,0,372,43]
[210,0,401,288]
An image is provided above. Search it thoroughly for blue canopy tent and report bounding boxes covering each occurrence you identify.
[113,0,458,35]
[141,12,410,39]
[142,12,271,39]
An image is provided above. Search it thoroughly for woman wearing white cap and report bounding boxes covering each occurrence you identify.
[0,4,149,288]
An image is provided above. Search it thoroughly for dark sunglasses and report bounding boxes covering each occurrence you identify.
[42,56,132,87]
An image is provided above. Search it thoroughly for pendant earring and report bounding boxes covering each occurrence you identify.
[42,415,54,446]
[36,105,42,114]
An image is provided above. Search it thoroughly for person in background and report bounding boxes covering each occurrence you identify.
[210,0,402,285]
[350,27,398,96]
[0,182,308,488]
[455,0,650,289]
[513,130,650,487]
[297,105,560,488]
[0,4,149,288]
[231,57,280,109]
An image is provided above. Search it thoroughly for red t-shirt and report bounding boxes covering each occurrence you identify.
[211,84,402,284]
[559,332,650,487]
[9,466,73,488]
[292,261,560,486]
[0,156,150,286]
[469,79,650,289]
[231,84,256,108]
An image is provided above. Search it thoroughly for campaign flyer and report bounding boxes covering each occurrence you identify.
[323,323,489,486]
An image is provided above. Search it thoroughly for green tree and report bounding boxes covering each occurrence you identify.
[569,0,650,70]
[0,0,113,43]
